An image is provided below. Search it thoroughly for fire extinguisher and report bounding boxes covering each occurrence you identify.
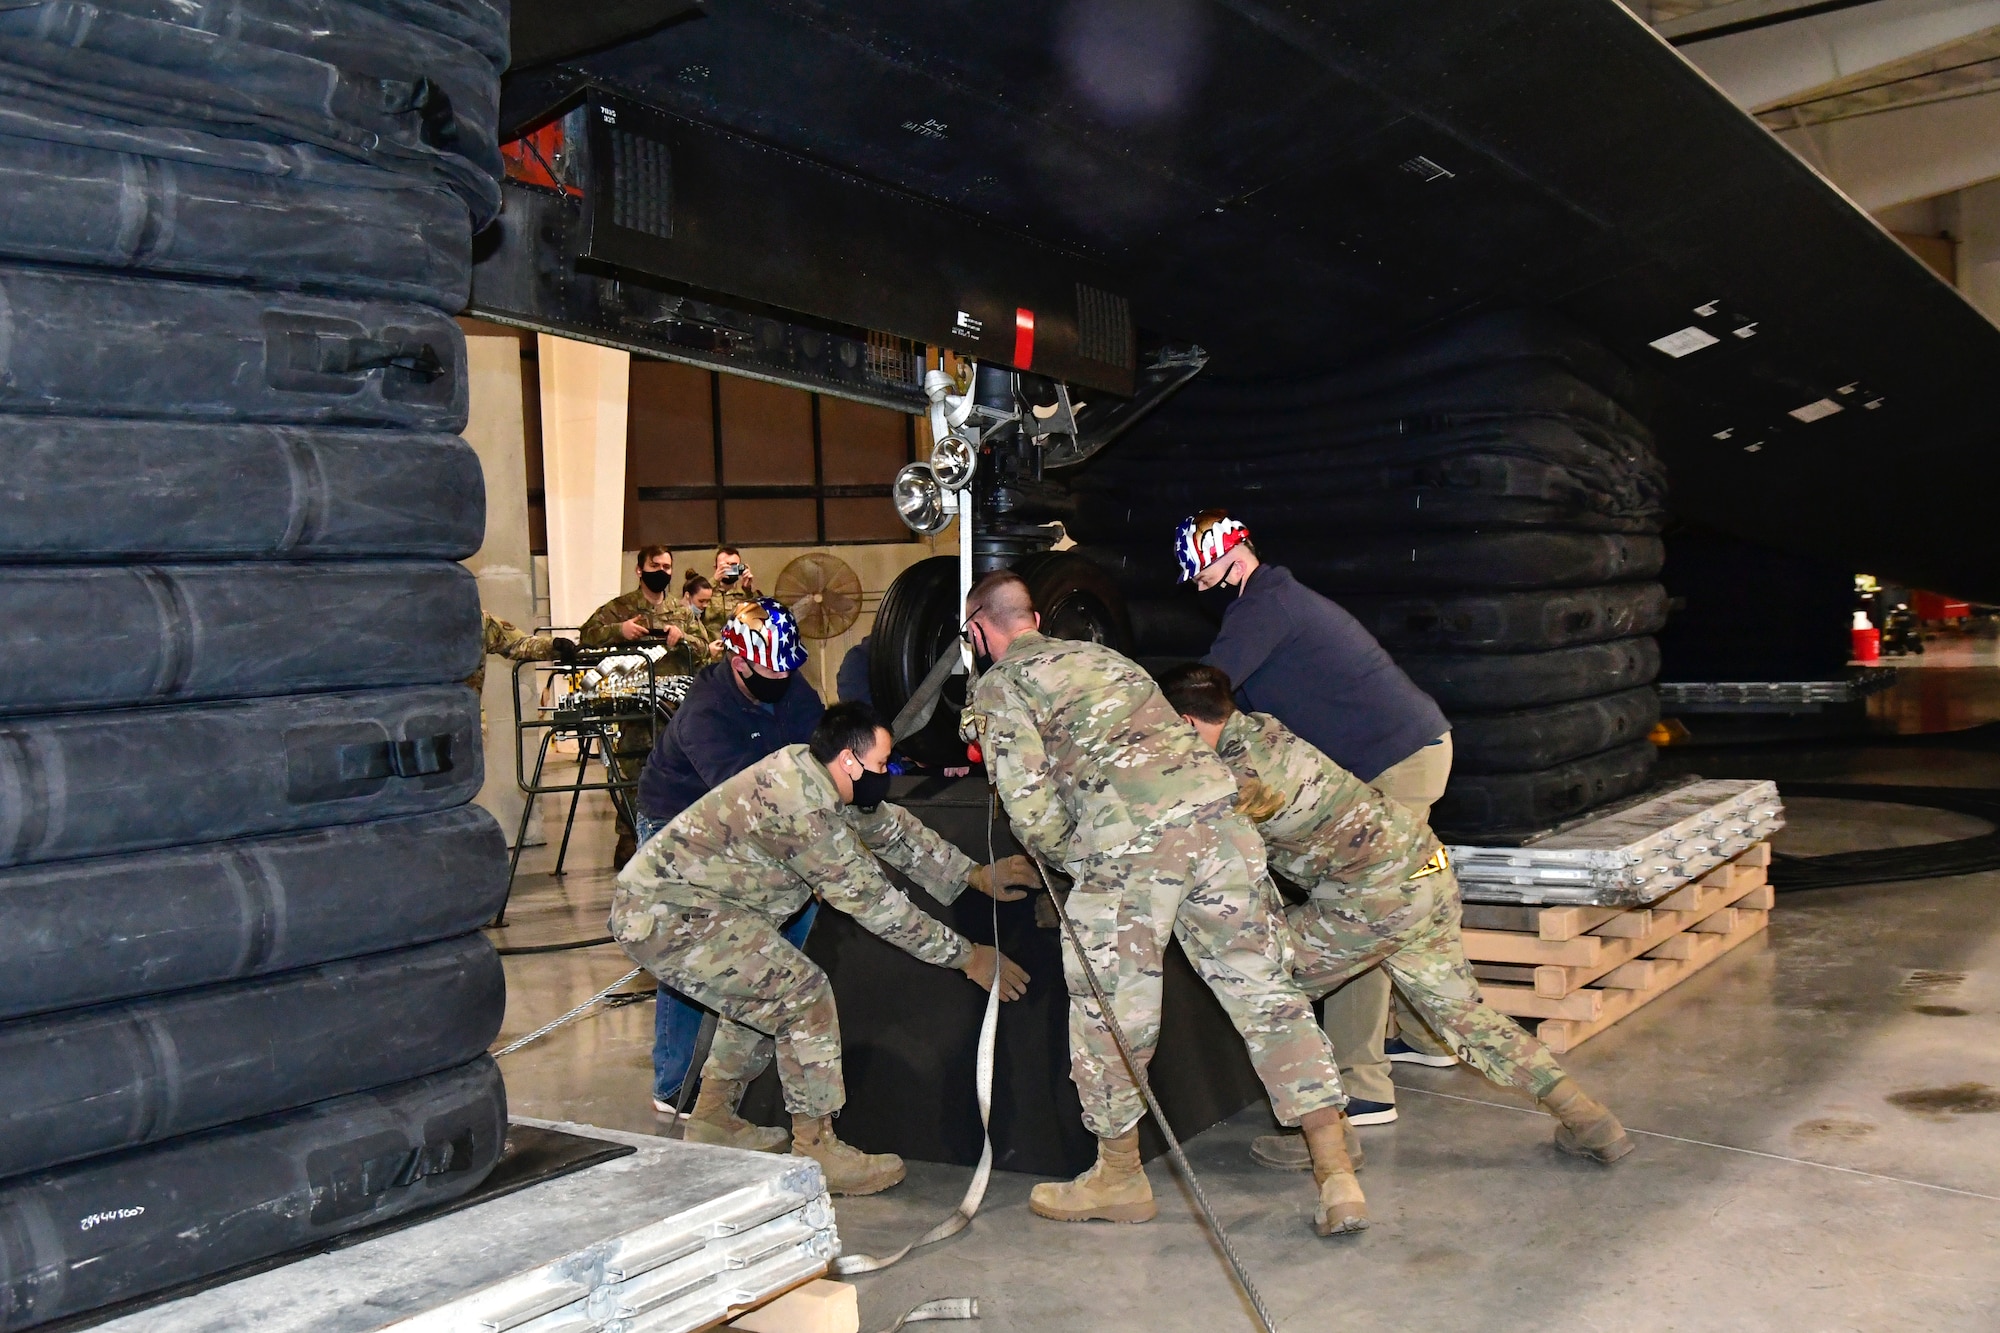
[1852,610,1881,663]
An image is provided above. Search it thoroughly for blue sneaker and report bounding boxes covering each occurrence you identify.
[1344,1098,1398,1126]
[1386,1036,1457,1068]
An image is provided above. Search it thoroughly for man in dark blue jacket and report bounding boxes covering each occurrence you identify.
[634,599,825,1118]
[1178,511,1458,1133]
[835,637,872,705]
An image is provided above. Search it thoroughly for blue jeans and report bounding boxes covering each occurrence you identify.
[635,812,820,1103]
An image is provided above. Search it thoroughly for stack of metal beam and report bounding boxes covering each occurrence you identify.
[1449,779,1785,907]
[92,1125,839,1333]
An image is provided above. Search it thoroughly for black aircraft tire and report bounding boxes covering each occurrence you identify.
[0,1057,507,1329]
[1340,584,1668,654]
[1287,532,1664,593]
[357,0,509,70]
[1073,490,1664,541]
[1398,638,1662,711]
[1432,741,1659,839]
[1137,310,1643,415]
[1076,534,1667,598]
[1073,545,1181,600]
[0,807,507,1022]
[1069,416,1668,541]
[870,556,970,768]
[0,421,485,562]
[1072,454,1664,536]
[0,560,480,715]
[0,133,472,308]
[0,685,483,869]
[1012,550,1135,654]
[0,934,503,1180]
[1125,596,1217,658]
[0,0,504,221]
[0,266,468,430]
[1447,688,1661,775]
[1080,414,1658,478]
[1134,363,1648,445]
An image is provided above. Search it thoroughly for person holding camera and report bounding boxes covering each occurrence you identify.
[703,546,758,634]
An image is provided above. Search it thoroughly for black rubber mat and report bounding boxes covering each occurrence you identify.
[1769,784,2000,892]
[43,1123,636,1333]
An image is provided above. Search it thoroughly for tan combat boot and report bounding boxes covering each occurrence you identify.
[1540,1078,1634,1164]
[1250,1118,1364,1173]
[1302,1114,1369,1237]
[1029,1130,1156,1223]
[791,1116,906,1195]
[682,1080,789,1153]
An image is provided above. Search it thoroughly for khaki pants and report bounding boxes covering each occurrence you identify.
[1319,731,1453,1104]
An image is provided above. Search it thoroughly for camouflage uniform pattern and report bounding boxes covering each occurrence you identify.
[579,588,710,675]
[1215,711,1566,1099]
[580,589,711,845]
[702,583,759,636]
[610,744,978,1116]
[468,611,555,693]
[966,632,1343,1135]
[1218,710,1440,941]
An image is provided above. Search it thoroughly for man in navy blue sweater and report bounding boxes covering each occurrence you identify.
[633,599,825,1122]
[1178,511,1459,1133]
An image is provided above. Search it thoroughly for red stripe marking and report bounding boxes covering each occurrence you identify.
[1013,308,1035,369]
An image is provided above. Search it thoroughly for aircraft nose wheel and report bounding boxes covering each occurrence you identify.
[870,552,1134,770]
[1012,550,1134,652]
[871,556,972,768]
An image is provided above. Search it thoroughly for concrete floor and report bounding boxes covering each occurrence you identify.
[489,657,2000,1332]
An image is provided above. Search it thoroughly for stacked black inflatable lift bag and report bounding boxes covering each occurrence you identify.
[1068,312,1669,838]
[0,4,511,1325]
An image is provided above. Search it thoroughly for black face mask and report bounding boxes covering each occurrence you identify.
[848,763,893,811]
[740,667,790,704]
[1196,577,1239,619]
[965,624,994,675]
[639,569,672,594]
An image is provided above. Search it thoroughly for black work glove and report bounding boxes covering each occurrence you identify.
[552,637,580,664]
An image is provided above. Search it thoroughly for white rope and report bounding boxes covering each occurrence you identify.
[875,1298,979,1332]
[834,814,1004,1276]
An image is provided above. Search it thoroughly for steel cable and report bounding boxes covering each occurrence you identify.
[1024,852,1279,1333]
[489,967,643,1060]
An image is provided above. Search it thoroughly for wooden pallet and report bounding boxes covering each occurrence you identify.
[1464,842,1774,1054]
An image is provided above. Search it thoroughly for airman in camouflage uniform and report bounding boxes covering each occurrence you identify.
[702,585,759,636]
[701,547,759,635]
[467,612,571,693]
[1159,663,1635,1182]
[581,552,713,865]
[611,722,1032,1194]
[578,587,711,671]
[960,570,1362,1236]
